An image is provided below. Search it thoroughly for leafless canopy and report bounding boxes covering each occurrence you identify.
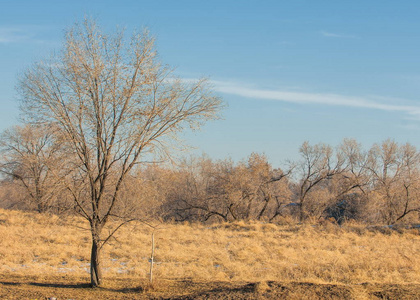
[17,19,223,286]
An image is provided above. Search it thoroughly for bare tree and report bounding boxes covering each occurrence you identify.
[169,153,292,222]
[0,125,70,213]
[366,140,402,224]
[293,141,344,222]
[224,153,291,221]
[366,140,420,224]
[167,155,233,222]
[394,143,420,222]
[322,139,371,223]
[337,138,371,195]
[17,19,223,287]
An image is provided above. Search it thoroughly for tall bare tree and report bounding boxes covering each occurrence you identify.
[17,19,223,286]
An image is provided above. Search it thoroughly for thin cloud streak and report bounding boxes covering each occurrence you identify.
[212,81,420,118]
[320,31,358,39]
[0,27,30,43]
[0,25,52,44]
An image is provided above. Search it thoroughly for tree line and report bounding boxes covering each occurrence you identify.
[1,128,419,226]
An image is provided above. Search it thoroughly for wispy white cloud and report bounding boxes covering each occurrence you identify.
[0,27,30,43]
[0,25,52,44]
[211,80,420,119]
[320,31,358,39]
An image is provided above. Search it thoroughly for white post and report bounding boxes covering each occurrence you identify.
[149,231,155,284]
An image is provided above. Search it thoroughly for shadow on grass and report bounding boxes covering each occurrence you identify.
[29,282,92,289]
[0,281,22,286]
[27,281,144,293]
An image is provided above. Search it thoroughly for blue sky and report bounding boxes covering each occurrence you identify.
[1,0,420,166]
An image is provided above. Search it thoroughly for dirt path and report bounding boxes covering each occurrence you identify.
[1,275,420,299]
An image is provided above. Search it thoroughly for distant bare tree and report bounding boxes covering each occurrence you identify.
[167,155,232,222]
[322,139,371,223]
[293,141,345,222]
[17,19,223,287]
[169,153,291,222]
[366,140,420,224]
[394,143,420,222]
[223,153,291,221]
[337,139,371,195]
[0,125,70,213]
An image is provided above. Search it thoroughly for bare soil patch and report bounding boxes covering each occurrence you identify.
[2,275,420,300]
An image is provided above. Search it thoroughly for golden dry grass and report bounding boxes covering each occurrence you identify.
[1,208,420,288]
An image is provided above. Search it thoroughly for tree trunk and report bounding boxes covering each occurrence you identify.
[299,201,305,223]
[90,235,102,287]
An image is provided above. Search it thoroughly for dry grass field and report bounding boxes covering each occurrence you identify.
[1,208,420,299]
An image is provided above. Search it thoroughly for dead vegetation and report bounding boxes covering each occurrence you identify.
[1,208,420,298]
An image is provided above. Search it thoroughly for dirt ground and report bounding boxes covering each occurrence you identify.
[1,275,420,300]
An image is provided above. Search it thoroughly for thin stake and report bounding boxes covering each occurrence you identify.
[149,231,155,284]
